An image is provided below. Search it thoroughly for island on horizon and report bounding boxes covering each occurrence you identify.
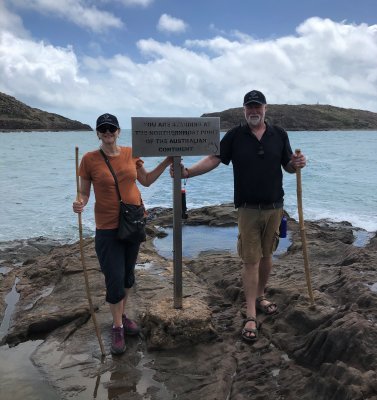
[1,90,377,132]
[0,92,92,132]
[202,104,377,131]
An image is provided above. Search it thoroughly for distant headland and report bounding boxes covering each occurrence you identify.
[202,104,377,131]
[1,91,377,132]
[0,92,92,132]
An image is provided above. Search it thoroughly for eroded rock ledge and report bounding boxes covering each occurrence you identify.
[1,205,376,400]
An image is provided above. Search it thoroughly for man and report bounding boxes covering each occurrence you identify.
[177,90,306,342]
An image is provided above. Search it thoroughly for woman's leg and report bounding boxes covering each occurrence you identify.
[122,241,141,334]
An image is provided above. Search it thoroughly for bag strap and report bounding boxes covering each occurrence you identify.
[99,148,122,201]
[99,148,145,209]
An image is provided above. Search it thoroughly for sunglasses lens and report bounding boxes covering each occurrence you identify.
[98,125,117,133]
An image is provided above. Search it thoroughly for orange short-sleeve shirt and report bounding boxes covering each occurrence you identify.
[79,147,144,229]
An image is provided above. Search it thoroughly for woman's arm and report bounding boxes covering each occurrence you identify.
[137,157,172,187]
[72,177,91,213]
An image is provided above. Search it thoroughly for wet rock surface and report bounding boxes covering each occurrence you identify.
[1,205,377,399]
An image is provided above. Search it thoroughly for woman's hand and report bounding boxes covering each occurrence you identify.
[72,200,84,214]
[73,178,91,212]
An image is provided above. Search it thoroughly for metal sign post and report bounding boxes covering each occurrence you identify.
[132,117,220,309]
[172,156,183,308]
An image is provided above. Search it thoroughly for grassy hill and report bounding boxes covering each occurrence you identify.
[0,92,92,132]
[202,104,377,131]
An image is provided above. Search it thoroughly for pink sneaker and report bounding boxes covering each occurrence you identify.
[110,326,126,355]
[122,314,140,335]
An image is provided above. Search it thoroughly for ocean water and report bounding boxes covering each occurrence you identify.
[0,130,376,243]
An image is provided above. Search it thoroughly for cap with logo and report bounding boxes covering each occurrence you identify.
[243,90,267,106]
[96,113,120,129]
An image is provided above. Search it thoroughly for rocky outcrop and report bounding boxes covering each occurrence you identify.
[0,92,92,131]
[202,104,377,131]
[3,89,377,133]
[1,206,377,399]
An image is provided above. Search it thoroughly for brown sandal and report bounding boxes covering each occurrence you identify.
[256,295,277,315]
[241,317,259,342]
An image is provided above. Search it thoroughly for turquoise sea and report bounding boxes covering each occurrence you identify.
[0,129,376,400]
[0,129,376,244]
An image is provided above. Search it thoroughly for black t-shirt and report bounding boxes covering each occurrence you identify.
[219,123,293,207]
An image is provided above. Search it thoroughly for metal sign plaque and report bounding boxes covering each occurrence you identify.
[131,117,220,157]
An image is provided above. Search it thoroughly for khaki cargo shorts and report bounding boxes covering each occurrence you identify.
[237,207,283,264]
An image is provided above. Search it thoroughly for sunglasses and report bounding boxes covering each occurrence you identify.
[97,125,118,134]
[257,144,264,158]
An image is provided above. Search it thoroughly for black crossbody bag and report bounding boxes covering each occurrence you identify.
[99,149,146,243]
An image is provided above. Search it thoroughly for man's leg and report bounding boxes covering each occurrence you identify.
[256,207,282,314]
[257,256,273,296]
[242,261,260,338]
[256,256,277,314]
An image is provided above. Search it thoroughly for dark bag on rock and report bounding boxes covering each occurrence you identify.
[118,201,146,243]
[100,149,146,243]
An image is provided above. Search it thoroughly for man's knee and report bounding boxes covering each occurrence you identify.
[242,261,260,272]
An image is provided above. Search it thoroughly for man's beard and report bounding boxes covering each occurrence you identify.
[247,115,262,126]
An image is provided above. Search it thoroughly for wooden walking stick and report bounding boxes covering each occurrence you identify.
[75,146,106,356]
[295,149,315,305]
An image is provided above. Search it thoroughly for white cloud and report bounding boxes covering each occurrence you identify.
[0,31,88,107]
[157,14,188,34]
[183,17,377,109]
[9,0,124,32]
[0,0,29,37]
[115,0,154,6]
[0,15,376,127]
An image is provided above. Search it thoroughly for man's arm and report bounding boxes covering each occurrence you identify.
[182,155,221,179]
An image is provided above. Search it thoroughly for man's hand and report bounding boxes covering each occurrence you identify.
[169,161,189,178]
[291,151,307,169]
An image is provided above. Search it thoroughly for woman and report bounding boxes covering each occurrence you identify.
[73,113,171,355]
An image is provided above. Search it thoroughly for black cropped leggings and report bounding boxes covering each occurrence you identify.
[95,228,140,304]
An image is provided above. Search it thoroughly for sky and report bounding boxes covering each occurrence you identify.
[0,0,376,129]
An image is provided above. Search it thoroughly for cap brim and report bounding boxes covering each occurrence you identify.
[96,122,119,129]
[244,100,265,106]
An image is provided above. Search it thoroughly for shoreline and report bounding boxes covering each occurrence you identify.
[1,202,376,246]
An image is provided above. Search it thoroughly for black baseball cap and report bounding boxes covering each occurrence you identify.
[243,90,267,106]
[96,113,120,129]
